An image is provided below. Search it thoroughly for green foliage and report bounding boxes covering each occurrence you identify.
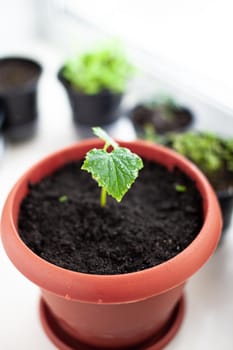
[225,139,233,171]
[169,132,224,175]
[164,132,233,181]
[59,195,68,203]
[175,184,187,192]
[82,127,143,206]
[62,42,135,94]
[142,128,233,184]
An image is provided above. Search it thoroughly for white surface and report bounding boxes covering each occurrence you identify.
[41,0,233,112]
[0,41,233,350]
[0,0,37,48]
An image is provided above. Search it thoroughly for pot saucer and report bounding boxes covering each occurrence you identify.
[39,295,185,350]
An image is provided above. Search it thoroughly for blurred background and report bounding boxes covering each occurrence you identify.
[0,0,232,145]
[1,0,233,109]
[0,1,233,349]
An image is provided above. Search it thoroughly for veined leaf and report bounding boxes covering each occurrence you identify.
[82,147,143,202]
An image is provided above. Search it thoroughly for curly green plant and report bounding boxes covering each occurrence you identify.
[82,127,144,207]
[166,132,233,181]
[142,128,233,185]
[62,43,135,94]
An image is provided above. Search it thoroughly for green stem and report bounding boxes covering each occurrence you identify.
[100,187,107,207]
[100,142,109,207]
[103,143,108,151]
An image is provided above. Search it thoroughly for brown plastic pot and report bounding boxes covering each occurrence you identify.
[1,140,222,349]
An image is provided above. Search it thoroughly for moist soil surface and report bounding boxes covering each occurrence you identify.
[131,104,193,134]
[18,160,203,275]
[0,59,40,93]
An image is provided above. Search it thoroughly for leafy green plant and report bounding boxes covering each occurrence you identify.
[168,132,232,176]
[224,138,233,171]
[82,127,143,207]
[142,128,233,189]
[62,42,135,94]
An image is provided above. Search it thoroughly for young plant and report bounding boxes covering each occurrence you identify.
[62,42,135,94]
[82,127,143,207]
[165,132,233,188]
[168,132,227,176]
[142,129,233,189]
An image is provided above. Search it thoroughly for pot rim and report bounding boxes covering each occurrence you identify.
[1,139,222,303]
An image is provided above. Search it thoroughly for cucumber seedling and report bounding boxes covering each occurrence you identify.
[82,127,144,207]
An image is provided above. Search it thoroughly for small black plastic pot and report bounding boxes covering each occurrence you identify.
[0,107,5,155]
[217,189,233,241]
[130,104,194,136]
[0,57,42,142]
[58,69,123,127]
[0,107,5,131]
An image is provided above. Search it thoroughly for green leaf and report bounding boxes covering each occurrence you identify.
[62,42,135,94]
[175,184,187,192]
[82,147,143,202]
[92,127,118,149]
[59,195,68,203]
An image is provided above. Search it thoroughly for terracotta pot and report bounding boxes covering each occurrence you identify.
[0,57,42,142]
[1,140,222,349]
[58,69,123,127]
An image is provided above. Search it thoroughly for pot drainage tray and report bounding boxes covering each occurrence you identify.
[39,295,185,350]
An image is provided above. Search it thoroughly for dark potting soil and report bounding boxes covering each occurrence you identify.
[18,160,203,275]
[131,105,193,134]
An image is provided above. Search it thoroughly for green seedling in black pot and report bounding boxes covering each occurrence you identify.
[62,43,135,94]
[58,42,135,126]
[167,132,233,190]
